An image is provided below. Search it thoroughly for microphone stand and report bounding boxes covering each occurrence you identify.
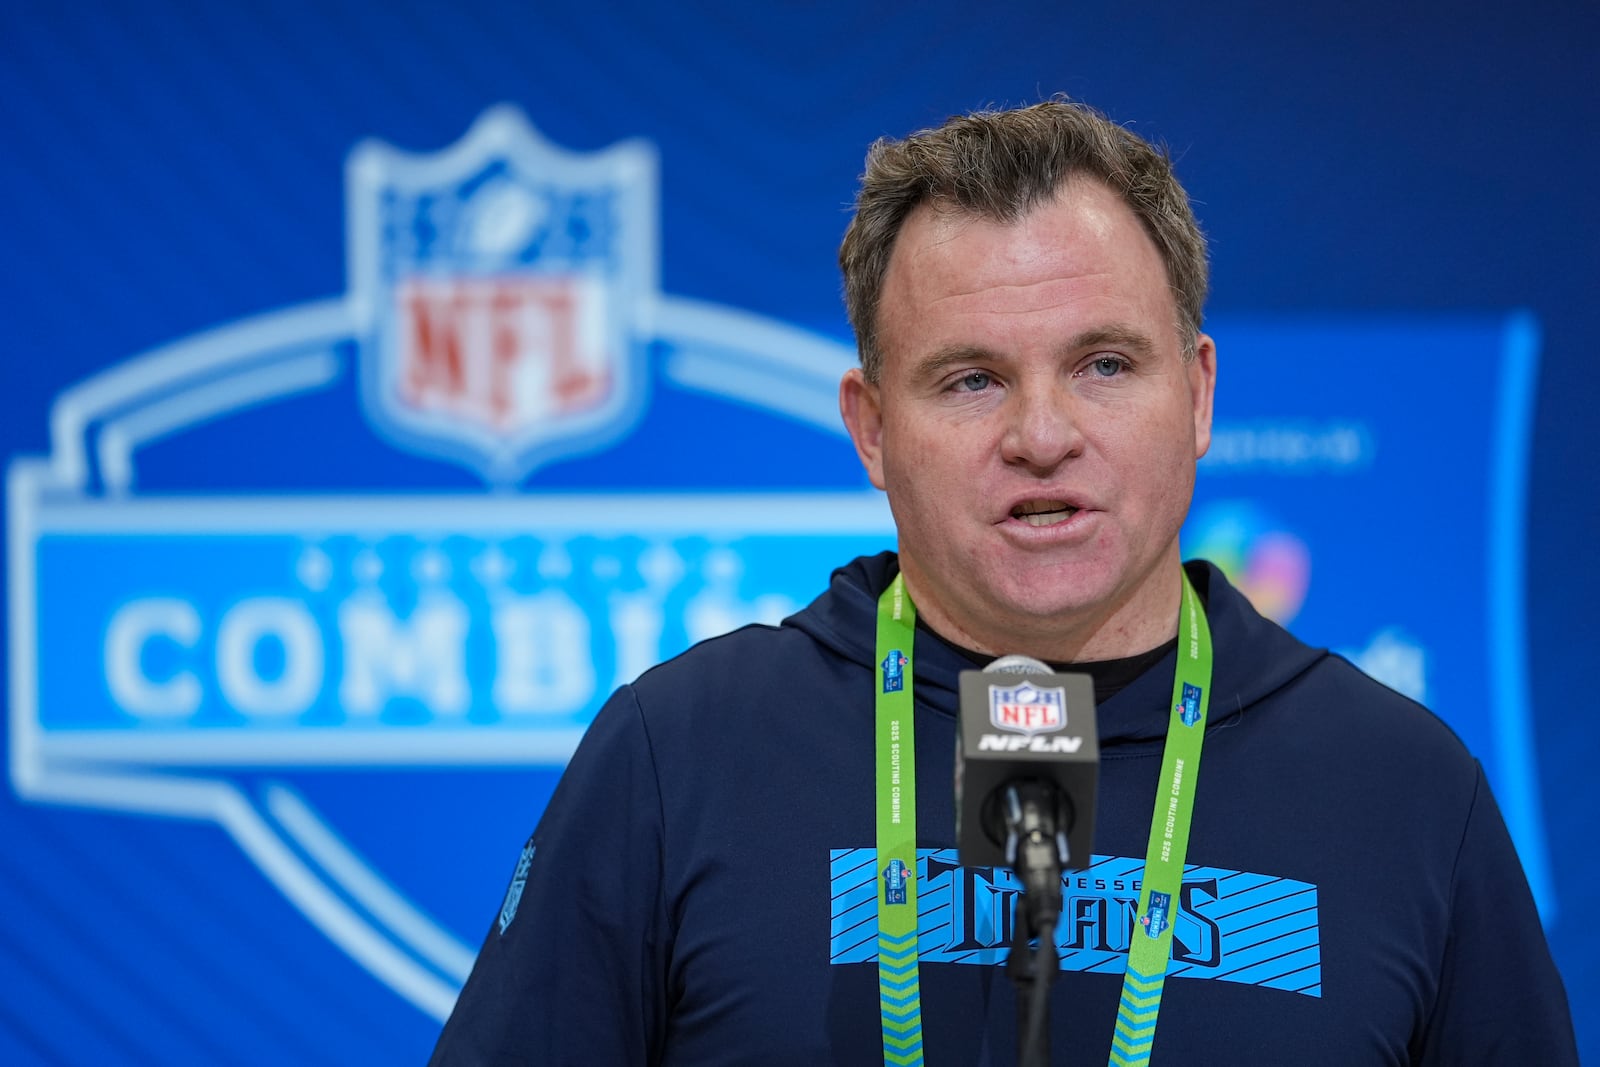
[1002,781,1068,1067]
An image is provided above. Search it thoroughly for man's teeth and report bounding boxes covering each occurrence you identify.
[1011,503,1079,527]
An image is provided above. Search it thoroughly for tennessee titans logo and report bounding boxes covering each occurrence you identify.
[1176,682,1204,727]
[1142,890,1172,939]
[497,837,537,935]
[883,858,911,905]
[881,649,907,693]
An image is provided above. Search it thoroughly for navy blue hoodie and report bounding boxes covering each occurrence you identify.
[433,554,1576,1065]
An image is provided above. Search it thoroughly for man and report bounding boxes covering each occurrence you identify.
[432,100,1576,1064]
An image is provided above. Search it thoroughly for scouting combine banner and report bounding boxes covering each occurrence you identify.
[6,108,1550,1061]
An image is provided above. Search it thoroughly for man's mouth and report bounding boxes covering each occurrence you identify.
[1009,500,1081,527]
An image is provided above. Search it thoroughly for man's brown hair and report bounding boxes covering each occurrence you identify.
[840,98,1209,381]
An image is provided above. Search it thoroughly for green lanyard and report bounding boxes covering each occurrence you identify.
[874,573,923,1066]
[872,568,1213,1067]
[1109,569,1213,1066]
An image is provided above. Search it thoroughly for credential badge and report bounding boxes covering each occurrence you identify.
[1142,890,1172,940]
[881,649,907,693]
[883,858,911,905]
[1177,682,1203,727]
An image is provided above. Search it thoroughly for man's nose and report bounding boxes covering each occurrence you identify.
[998,382,1085,472]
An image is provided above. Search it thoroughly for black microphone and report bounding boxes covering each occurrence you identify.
[955,656,1100,1067]
[955,655,1099,876]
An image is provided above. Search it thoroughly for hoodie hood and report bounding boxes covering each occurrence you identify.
[784,551,1328,747]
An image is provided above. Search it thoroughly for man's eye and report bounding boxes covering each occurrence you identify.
[955,371,993,391]
[1089,356,1126,378]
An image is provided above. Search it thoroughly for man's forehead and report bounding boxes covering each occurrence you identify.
[875,179,1185,357]
[893,182,1147,275]
[886,190,1162,304]
[900,174,1118,244]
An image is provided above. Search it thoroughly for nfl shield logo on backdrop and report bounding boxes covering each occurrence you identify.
[988,681,1067,736]
[348,105,658,484]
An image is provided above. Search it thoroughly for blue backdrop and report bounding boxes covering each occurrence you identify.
[2,3,1595,1062]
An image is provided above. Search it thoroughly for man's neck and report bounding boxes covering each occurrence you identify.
[920,613,1179,706]
[899,559,1186,663]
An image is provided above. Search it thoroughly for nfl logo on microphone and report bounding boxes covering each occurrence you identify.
[988,682,1067,736]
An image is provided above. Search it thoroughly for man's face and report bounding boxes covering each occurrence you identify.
[840,178,1215,659]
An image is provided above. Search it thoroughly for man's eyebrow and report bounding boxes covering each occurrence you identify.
[1065,325,1157,355]
[907,326,1157,380]
[908,344,995,382]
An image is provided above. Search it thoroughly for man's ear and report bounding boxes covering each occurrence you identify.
[839,367,887,490]
[1188,333,1217,460]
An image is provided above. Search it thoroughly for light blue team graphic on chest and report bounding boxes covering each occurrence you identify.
[830,848,1323,998]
